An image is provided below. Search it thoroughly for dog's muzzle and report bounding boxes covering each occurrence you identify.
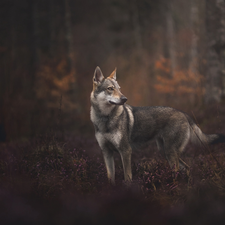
[109,96,128,105]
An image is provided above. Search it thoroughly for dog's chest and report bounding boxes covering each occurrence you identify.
[95,131,122,150]
[91,107,123,149]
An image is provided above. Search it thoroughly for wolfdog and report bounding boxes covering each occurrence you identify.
[90,66,225,184]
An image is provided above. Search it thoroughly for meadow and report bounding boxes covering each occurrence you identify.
[1,103,225,224]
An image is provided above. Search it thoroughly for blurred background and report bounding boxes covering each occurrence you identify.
[0,0,225,141]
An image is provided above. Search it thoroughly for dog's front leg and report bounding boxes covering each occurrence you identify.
[119,147,132,183]
[102,149,115,184]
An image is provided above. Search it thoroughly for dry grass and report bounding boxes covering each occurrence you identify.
[1,103,225,224]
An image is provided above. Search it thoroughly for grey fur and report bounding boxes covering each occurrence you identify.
[90,67,225,184]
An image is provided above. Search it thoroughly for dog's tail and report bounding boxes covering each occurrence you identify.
[186,115,225,146]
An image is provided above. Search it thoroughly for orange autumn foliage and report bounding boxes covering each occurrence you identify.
[154,57,204,96]
[35,59,76,109]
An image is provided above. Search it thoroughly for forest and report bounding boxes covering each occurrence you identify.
[1,0,225,224]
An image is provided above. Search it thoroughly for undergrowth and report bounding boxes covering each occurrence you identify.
[1,132,225,224]
[1,101,225,224]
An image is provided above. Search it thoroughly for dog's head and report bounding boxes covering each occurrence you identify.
[91,67,127,106]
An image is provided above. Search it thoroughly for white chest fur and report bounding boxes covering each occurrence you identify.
[95,131,122,150]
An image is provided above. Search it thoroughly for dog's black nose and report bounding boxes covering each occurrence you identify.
[120,96,128,104]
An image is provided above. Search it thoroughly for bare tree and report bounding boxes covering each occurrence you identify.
[166,1,177,77]
[205,0,225,103]
[49,0,56,57]
[65,0,76,77]
[189,0,199,74]
[130,0,143,55]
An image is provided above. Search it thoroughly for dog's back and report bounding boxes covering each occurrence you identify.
[130,106,185,146]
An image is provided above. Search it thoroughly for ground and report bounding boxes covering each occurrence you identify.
[1,103,225,224]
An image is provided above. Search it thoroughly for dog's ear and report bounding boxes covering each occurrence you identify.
[93,66,104,85]
[108,67,117,80]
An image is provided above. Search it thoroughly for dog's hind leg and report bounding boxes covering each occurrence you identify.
[164,149,180,173]
[102,149,115,184]
[164,132,190,177]
[156,137,165,157]
[156,138,179,174]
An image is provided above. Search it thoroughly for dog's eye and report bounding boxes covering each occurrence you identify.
[107,87,114,91]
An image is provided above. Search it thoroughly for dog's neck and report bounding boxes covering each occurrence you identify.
[91,101,124,116]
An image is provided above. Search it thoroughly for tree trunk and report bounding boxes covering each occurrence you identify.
[130,0,143,55]
[166,2,177,77]
[205,0,225,103]
[65,0,76,76]
[49,0,56,57]
[189,0,199,74]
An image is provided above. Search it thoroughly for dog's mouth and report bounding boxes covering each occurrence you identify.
[109,101,123,105]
